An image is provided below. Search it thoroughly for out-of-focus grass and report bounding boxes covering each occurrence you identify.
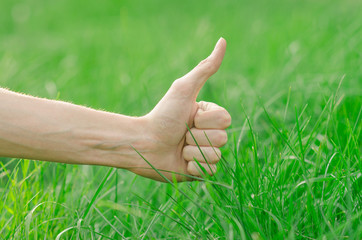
[0,0,361,239]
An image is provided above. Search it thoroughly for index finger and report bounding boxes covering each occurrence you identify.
[194,101,231,129]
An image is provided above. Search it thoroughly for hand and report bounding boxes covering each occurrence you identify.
[131,38,231,181]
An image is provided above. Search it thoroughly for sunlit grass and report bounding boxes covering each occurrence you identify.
[0,0,361,239]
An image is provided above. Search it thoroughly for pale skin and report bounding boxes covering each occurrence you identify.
[0,38,231,182]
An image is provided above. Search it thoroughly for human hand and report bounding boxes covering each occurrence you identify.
[0,38,229,181]
[130,38,231,182]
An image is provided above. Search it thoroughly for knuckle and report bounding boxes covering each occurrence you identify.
[171,78,192,98]
[210,165,217,174]
[198,100,206,106]
[216,130,228,146]
[171,78,183,89]
[209,148,221,163]
[198,58,209,68]
[214,148,222,159]
[197,101,207,111]
[205,164,217,175]
[219,110,232,128]
[187,162,197,175]
[198,58,217,74]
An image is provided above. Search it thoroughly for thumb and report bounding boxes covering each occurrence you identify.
[178,37,227,99]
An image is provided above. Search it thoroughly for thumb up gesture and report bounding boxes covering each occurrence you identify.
[131,38,231,181]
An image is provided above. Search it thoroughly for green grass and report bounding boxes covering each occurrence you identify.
[0,0,361,239]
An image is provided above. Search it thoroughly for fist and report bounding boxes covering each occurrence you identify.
[184,101,231,176]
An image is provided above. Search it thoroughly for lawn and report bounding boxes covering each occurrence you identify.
[0,0,361,239]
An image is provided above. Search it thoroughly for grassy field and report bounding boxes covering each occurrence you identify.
[1,0,361,239]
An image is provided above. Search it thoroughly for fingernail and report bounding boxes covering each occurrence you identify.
[216,37,225,47]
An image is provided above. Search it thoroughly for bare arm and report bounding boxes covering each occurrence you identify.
[0,38,231,182]
[0,88,147,169]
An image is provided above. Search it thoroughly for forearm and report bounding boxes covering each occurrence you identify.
[0,88,147,168]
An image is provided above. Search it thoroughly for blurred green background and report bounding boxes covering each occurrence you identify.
[0,0,361,239]
[1,0,361,117]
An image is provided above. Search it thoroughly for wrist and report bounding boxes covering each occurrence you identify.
[82,112,152,169]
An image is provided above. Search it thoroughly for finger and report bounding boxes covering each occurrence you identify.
[172,38,226,100]
[186,128,227,147]
[183,145,221,163]
[194,101,232,129]
[187,161,217,176]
